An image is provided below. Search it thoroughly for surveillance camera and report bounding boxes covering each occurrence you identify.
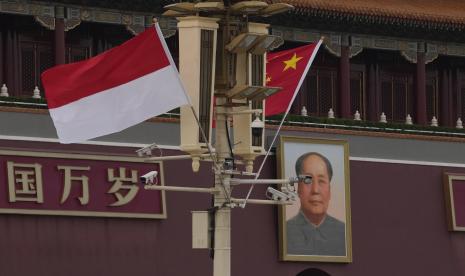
[266,187,289,201]
[136,143,160,157]
[281,184,298,201]
[298,175,312,184]
[281,183,297,201]
[140,171,158,185]
[286,191,298,201]
[223,158,235,171]
[251,116,264,139]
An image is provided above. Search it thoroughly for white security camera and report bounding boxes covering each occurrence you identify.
[285,190,298,201]
[140,171,158,185]
[136,143,160,157]
[266,187,289,201]
[298,175,312,184]
[251,115,264,139]
[281,184,298,201]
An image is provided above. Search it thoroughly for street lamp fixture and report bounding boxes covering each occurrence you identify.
[230,1,268,14]
[162,10,192,17]
[249,86,281,101]
[225,33,261,53]
[226,33,283,54]
[164,1,291,17]
[249,35,283,54]
[194,2,225,12]
[164,2,226,14]
[259,3,294,17]
[224,85,281,101]
[225,85,262,99]
[164,2,196,13]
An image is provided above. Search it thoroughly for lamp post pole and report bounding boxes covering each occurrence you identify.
[213,97,232,276]
[152,3,295,276]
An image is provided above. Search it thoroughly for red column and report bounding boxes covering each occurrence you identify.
[145,16,155,30]
[453,69,461,120]
[416,45,427,125]
[440,69,451,126]
[54,6,65,65]
[0,30,3,86]
[339,45,351,118]
[5,30,19,95]
[367,62,378,121]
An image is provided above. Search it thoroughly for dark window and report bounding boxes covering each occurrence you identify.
[319,70,336,115]
[426,72,439,120]
[350,70,365,117]
[307,73,318,114]
[198,29,214,143]
[295,68,337,117]
[251,54,264,147]
[380,72,413,122]
[461,80,465,118]
[251,54,264,86]
[459,70,465,119]
[66,45,90,63]
[0,29,3,86]
[19,40,53,97]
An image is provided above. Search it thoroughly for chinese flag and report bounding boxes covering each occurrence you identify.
[265,41,322,116]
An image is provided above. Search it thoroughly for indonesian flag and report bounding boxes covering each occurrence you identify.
[265,41,322,116]
[42,24,189,144]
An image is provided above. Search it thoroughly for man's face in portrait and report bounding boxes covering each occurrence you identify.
[298,154,331,225]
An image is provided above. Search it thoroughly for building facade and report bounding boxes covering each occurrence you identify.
[1,1,465,276]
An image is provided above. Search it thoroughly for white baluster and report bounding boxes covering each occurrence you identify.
[301,106,307,116]
[32,86,41,99]
[456,118,463,129]
[328,108,335,119]
[379,112,387,123]
[354,110,361,121]
[0,84,8,97]
[405,114,413,125]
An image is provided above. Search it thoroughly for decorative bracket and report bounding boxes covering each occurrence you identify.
[34,15,55,30]
[31,3,55,30]
[65,7,82,31]
[324,35,363,58]
[400,42,438,64]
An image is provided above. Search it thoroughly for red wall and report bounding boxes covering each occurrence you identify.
[0,140,464,276]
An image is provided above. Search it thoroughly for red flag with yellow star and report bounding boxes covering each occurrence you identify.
[265,41,322,116]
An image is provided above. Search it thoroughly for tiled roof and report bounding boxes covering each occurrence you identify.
[279,0,465,25]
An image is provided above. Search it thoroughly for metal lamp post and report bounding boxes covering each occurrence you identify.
[143,2,295,276]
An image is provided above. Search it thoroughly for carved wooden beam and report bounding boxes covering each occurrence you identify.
[272,26,465,61]
[0,0,177,37]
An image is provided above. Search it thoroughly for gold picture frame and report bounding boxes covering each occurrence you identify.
[443,173,465,231]
[277,136,352,262]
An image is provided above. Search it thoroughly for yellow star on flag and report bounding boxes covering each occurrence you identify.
[266,76,272,83]
[283,53,303,71]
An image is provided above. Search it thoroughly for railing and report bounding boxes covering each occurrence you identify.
[1,96,465,139]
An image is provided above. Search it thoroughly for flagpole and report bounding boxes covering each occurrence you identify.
[240,39,324,208]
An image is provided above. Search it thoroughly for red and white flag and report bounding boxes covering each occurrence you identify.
[42,24,189,144]
[265,41,322,116]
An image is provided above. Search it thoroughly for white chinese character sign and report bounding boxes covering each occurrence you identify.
[0,150,166,219]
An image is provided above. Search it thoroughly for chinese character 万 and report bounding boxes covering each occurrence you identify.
[107,168,139,206]
[7,161,44,203]
[57,166,91,205]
